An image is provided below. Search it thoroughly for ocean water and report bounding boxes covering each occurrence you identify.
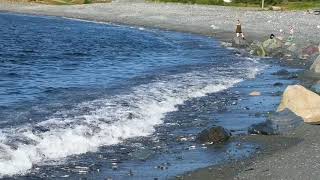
[0,13,268,179]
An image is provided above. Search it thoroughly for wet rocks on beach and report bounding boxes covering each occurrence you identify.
[196,126,231,144]
[248,109,303,135]
[310,55,320,74]
[277,85,320,124]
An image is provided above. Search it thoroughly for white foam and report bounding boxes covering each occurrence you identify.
[0,64,261,177]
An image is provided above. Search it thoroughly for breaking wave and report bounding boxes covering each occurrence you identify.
[0,64,261,176]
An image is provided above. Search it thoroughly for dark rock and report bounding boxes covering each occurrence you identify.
[249,41,265,57]
[273,82,283,87]
[287,73,299,79]
[248,109,303,135]
[310,55,320,73]
[233,37,247,48]
[272,91,283,96]
[196,126,231,143]
[311,84,320,94]
[272,69,290,76]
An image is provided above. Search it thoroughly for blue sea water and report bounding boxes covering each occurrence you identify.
[0,12,271,179]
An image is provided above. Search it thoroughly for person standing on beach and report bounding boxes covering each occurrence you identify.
[236,20,245,39]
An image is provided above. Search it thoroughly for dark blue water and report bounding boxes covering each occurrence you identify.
[0,13,270,179]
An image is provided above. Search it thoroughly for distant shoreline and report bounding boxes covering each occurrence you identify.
[1,1,320,179]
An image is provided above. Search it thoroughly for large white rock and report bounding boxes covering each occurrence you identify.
[310,55,320,73]
[277,85,320,124]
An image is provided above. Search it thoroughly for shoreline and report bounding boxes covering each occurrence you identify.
[1,2,320,179]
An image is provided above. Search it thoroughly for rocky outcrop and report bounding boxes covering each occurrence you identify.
[249,41,266,57]
[248,109,303,135]
[233,37,247,47]
[310,55,320,73]
[311,83,320,94]
[277,85,320,124]
[262,38,283,56]
[197,126,231,144]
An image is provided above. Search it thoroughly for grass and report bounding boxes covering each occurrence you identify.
[28,0,98,4]
[282,2,320,10]
[153,0,320,10]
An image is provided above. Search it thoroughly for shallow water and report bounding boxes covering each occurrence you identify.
[0,12,288,179]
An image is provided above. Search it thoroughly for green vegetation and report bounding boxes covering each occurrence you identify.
[283,1,320,10]
[153,0,320,10]
[28,0,110,5]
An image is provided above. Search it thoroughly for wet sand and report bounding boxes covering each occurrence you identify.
[1,1,320,179]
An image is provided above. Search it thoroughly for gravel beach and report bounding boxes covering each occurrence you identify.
[1,0,319,43]
[1,1,320,179]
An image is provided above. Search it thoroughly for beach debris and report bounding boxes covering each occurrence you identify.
[277,85,320,124]
[310,55,320,73]
[249,91,261,96]
[196,126,231,144]
[248,109,303,135]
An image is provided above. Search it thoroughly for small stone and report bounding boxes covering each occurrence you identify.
[273,82,283,86]
[272,69,290,76]
[249,91,261,96]
[196,126,231,144]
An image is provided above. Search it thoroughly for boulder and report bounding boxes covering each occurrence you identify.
[250,41,266,57]
[262,38,283,55]
[302,45,319,56]
[233,37,247,47]
[248,109,303,135]
[310,55,320,73]
[311,83,320,94]
[249,91,261,96]
[196,126,231,144]
[277,85,320,124]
